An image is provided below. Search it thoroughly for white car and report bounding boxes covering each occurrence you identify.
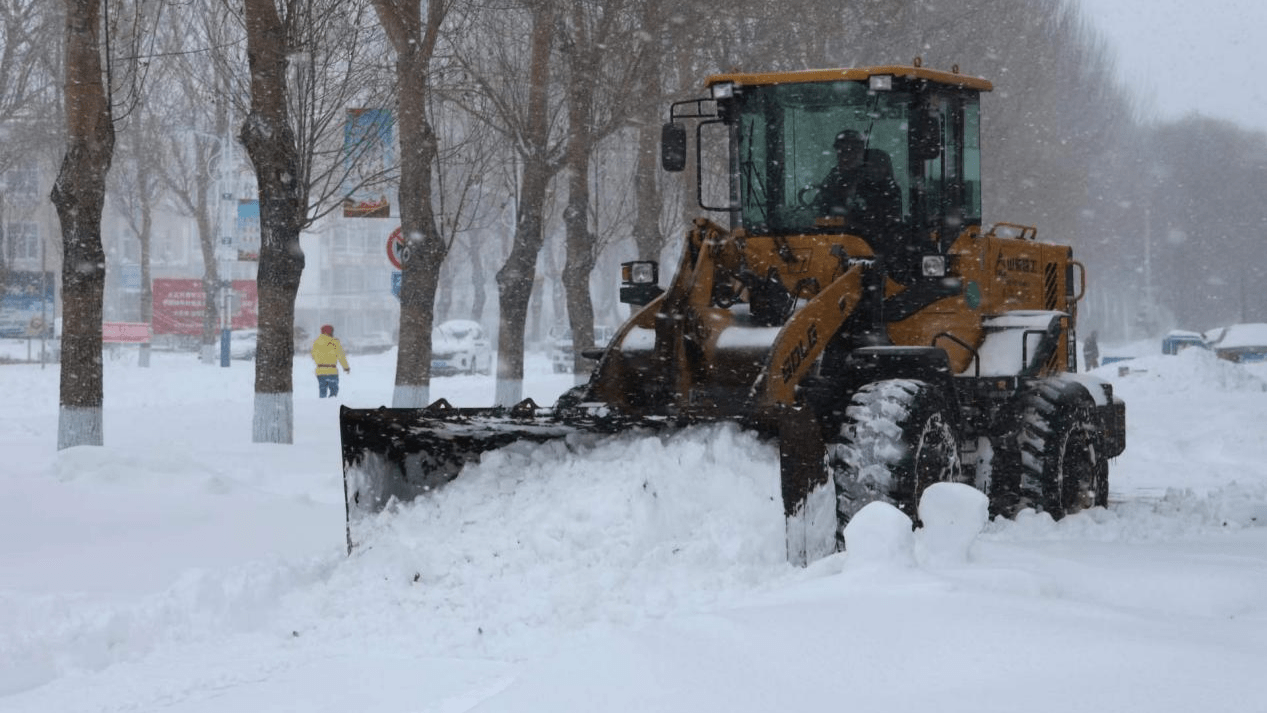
[551,325,616,373]
[431,320,493,376]
[1205,323,1267,363]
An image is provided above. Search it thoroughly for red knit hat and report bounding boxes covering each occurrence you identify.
[321,325,334,336]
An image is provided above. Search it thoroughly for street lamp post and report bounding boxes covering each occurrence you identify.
[192,123,238,367]
[220,278,232,366]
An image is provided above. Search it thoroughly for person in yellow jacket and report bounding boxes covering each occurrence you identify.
[311,324,350,398]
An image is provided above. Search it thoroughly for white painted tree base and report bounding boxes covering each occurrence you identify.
[494,378,523,407]
[252,392,294,444]
[58,406,103,450]
[392,384,430,408]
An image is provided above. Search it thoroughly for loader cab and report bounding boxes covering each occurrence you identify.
[664,66,988,256]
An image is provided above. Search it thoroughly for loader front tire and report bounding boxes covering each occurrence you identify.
[826,379,963,547]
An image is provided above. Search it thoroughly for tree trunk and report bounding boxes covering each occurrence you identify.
[561,38,598,376]
[494,2,554,406]
[50,0,114,450]
[632,114,666,262]
[469,237,487,323]
[632,0,667,262]
[435,267,453,325]
[195,207,220,363]
[241,0,305,444]
[137,176,154,368]
[373,0,448,408]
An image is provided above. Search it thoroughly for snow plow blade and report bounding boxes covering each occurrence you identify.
[339,399,667,552]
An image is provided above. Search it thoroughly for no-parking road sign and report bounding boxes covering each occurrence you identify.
[386,227,409,269]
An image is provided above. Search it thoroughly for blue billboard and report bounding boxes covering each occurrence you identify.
[0,271,55,338]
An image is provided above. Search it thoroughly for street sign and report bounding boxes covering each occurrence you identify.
[391,271,402,300]
[120,264,142,290]
[386,227,408,269]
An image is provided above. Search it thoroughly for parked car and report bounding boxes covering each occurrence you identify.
[431,320,493,376]
[550,325,616,373]
[1162,330,1209,355]
[229,329,258,360]
[1204,323,1267,363]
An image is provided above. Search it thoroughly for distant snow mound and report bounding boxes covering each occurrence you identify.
[1105,347,1267,394]
[990,481,1267,543]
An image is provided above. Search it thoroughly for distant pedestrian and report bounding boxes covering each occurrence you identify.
[310,324,350,398]
[1083,330,1099,370]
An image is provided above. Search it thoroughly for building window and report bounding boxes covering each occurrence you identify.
[154,226,190,266]
[332,266,367,294]
[122,233,141,263]
[332,226,372,255]
[4,222,39,261]
[3,167,38,199]
[332,227,352,255]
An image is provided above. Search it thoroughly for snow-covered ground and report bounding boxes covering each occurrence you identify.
[1,339,1265,712]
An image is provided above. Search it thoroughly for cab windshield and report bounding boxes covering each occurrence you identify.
[731,79,981,237]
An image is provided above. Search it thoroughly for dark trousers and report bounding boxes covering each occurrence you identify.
[318,374,339,398]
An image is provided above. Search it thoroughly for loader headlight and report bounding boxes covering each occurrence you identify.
[710,82,735,99]
[620,260,664,307]
[622,260,659,285]
[921,255,947,277]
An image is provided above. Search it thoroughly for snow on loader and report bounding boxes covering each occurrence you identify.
[341,62,1126,564]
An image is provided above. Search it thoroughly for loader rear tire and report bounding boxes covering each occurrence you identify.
[826,379,963,547]
[1015,382,1106,518]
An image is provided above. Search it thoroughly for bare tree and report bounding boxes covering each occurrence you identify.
[237,0,395,442]
[156,1,244,364]
[371,0,450,408]
[0,0,61,174]
[50,0,115,448]
[556,0,644,373]
[106,107,162,367]
[451,0,567,404]
[0,0,62,298]
[628,0,666,263]
[1138,117,1267,329]
[240,0,306,443]
[431,95,508,325]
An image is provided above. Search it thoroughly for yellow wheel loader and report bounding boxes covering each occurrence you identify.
[341,63,1127,565]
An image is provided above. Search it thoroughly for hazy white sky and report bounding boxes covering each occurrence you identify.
[1079,0,1267,131]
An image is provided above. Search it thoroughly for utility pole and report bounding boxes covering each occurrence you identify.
[1140,205,1158,338]
[217,118,236,368]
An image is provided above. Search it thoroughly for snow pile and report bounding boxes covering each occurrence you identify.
[840,483,990,569]
[319,422,789,659]
[2,346,1267,711]
[915,482,990,564]
[842,502,916,566]
[1099,345,1267,394]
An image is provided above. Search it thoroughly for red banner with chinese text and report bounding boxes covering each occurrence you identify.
[151,279,258,335]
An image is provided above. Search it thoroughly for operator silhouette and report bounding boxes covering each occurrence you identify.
[813,129,902,232]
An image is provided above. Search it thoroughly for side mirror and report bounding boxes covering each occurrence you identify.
[910,112,942,161]
[661,122,687,172]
